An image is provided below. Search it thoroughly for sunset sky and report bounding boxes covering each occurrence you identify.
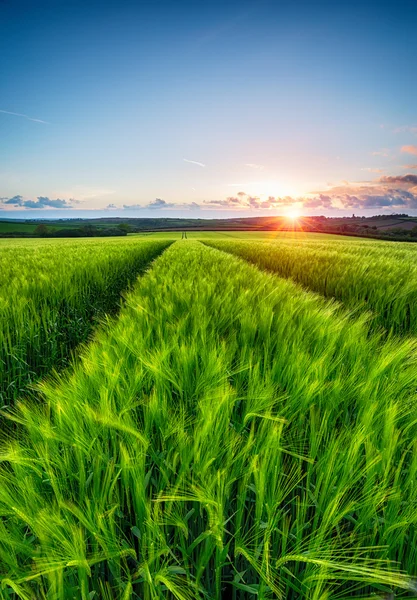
[1,0,417,218]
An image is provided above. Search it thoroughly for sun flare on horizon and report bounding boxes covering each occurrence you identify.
[286,207,301,220]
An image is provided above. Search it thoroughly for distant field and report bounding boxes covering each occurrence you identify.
[130,230,366,241]
[0,221,39,232]
[2,217,416,238]
[0,235,137,247]
[2,233,417,599]
[0,220,81,232]
[376,220,417,231]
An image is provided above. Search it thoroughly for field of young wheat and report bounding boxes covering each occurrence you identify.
[1,233,417,599]
[0,237,172,406]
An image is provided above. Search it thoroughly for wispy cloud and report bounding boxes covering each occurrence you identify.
[393,125,417,134]
[123,198,201,211]
[183,158,205,167]
[402,164,417,170]
[361,168,384,173]
[402,145,417,156]
[372,149,390,157]
[0,109,50,124]
[244,163,264,170]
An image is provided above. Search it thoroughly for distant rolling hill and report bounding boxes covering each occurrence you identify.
[1,214,417,240]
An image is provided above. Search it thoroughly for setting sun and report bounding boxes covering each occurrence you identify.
[286,207,301,220]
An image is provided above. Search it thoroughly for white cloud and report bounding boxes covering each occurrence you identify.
[183,158,205,167]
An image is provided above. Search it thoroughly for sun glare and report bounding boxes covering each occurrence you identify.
[286,208,301,220]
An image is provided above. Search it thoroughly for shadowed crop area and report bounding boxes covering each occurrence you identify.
[0,237,172,406]
[1,240,417,598]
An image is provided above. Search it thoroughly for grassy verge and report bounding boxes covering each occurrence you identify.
[1,242,417,598]
[203,238,417,335]
[0,237,172,406]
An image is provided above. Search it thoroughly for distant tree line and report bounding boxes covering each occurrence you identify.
[0,223,131,238]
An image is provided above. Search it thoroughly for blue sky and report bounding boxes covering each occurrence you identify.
[1,0,417,218]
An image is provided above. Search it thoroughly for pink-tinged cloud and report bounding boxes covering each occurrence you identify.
[379,174,417,185]
[157,175,417,211]
[303,194,333,209]
[203,177,417,210]
[9,175,417,214]
[309,174,417,210]
[204,193,296,210]
[401,145,417,156]
[403,164,417,170]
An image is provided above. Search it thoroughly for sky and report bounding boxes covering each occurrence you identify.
[1,0,417,219]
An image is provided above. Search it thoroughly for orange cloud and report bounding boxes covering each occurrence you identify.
[401,145,417,156]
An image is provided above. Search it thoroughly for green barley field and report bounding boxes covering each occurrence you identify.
[2,232,417,599]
